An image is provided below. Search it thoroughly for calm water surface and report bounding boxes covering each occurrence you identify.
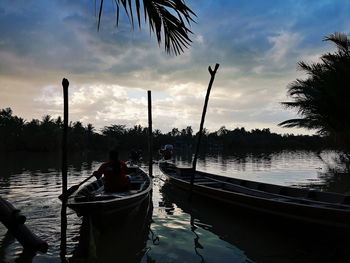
[0,150,349,263]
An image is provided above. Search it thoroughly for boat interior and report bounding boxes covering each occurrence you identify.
[73,169,150,202]
[160,162,350,209]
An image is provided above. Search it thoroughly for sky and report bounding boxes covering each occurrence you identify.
[1,0,349,135]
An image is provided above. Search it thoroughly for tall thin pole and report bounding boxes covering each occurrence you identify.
[147,90,153,178]
[60,78,69,260]
[190,64,220,199]
[61,78,69,199]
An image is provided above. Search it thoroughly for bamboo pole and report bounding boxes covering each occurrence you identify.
[147,90,153,178]
[61,78,69,197]
[189,64,220,199]
[60,78,69,260]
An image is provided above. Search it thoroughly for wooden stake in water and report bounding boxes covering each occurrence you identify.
[62,78,69,198]
[190,64,220,200]
[60,78,69,260]
[148,90,153,178]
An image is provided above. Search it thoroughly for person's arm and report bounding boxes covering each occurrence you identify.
[93,163,105,179]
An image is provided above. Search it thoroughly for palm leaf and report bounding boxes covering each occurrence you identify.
[280,32,350,146]
[323,32,350,54]
[96,0,196,55]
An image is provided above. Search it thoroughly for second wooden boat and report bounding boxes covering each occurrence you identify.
[159,162,350,229]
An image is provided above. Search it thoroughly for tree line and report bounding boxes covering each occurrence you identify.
[0,107,333,153]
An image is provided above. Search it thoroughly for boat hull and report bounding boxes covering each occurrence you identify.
[160,162,350,229]
[68,191,151,217]
[67,167,152,217]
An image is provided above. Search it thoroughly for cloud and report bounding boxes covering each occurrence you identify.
[267,31,302,64]
[1,0,350,135]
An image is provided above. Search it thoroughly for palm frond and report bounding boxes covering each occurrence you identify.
[281,33,350,144]
[96,0,196,55]
[323,32,350,54]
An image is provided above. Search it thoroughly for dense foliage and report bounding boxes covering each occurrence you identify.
[0,108,331,153]
[280,33,350,150]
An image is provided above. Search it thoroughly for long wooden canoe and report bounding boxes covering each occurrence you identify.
[159,162,350,229]
[67,166,152,217]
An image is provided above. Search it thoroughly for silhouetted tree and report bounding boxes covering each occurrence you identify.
[279,33,350,149]
[101,125,126,137]
[217,126,228,136]
[0,108,25,150]
[0,108,332,153]
[86,124,95,134]
[154,129,162,137]
[170,128,180,137]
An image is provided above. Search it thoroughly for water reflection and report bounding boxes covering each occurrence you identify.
[60,200,67,263]
[145,171,253,263]
[0,231,36,263]
[159,182,350,263]
[190,215,205,263]
[70,195,152,263]
[171,150,348,189]
[0,150,349,262]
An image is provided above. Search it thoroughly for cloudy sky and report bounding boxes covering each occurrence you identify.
[1,0,349,134]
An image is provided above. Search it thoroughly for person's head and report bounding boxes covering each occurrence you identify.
[109,149,119,161]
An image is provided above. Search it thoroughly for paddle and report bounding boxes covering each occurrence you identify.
[59,174,95,200]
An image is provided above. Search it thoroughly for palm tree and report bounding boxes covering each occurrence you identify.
[279,33,350,149]
[97,0,196,55]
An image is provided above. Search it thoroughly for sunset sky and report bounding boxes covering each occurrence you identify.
[1,0,349,134]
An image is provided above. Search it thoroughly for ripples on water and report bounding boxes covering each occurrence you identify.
[0,150,349,262]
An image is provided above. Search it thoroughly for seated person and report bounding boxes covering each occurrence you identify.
[160,144,173,160]
[162,149,172,160]
[93,149,129,192]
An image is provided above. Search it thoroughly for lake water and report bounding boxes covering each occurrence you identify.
[0,150,349,262]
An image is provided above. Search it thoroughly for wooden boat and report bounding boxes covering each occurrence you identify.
[160,183,350,261]
[159,162,350,229]
[67,165,152,217]
[70,195,153,263]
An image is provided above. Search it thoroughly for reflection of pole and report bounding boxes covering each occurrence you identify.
[60,78,69,260]
[0,231,37,262]
[190,214,205,263]
[190,64,220,200]
[148,90,153,178]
